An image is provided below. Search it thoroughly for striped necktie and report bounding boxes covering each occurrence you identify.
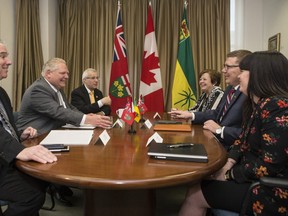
[89,91,95,104]
[0,105,19,141]
[222,88,236,117]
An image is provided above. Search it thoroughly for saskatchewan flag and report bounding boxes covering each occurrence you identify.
[172,3,197,110]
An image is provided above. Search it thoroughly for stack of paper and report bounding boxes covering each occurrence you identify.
[40,130,94,145]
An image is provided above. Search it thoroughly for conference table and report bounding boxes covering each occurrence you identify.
[16,113,227,216]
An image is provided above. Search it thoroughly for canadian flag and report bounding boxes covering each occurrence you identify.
[139,3,164,113]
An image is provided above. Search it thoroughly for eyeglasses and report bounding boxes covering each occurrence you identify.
[223,64,239,70]
[85,76,99,80]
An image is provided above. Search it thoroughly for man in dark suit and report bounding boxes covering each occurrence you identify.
[0,41,57,216]
[16,58,112,135]
[170,50,251,148]
[71,68,111,115]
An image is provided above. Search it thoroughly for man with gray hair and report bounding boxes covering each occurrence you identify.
[71,68,111,115]
[0,41,57,215]
[16,58,112,135]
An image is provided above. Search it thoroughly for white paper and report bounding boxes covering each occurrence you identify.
[40,130,94,145]
[62,124,95,129]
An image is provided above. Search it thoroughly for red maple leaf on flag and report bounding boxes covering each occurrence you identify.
[141,51,160,86]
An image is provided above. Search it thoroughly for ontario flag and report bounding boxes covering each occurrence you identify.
[121,98,135,125]
[139,2,164,113]
[109,2,132,114]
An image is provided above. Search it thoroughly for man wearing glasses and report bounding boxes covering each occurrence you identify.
[170,50,251,148]
[71,68,111,116]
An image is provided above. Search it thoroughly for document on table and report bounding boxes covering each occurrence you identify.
[62,124,95,129]
[40,130,94,145]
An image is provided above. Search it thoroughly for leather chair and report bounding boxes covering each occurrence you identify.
[212,177,288,216]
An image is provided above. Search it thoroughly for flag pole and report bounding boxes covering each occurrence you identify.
[128,122,136,134]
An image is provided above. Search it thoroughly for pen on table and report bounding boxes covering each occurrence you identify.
[167,143,194,148]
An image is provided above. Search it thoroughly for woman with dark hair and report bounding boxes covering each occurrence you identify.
[179,51,288,216]
[189,69,224,112]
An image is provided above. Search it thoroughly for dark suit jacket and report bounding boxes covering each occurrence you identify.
[0,87,24,169]
[71,85,111,115]
[193,85,247,147]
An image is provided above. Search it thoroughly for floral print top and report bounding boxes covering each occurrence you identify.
[229,96,288,215]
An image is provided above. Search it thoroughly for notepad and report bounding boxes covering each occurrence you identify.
[147,142,208,162]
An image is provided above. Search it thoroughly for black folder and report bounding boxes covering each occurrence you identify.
[148,142,208,163]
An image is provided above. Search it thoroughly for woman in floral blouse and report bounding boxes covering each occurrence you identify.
[179,51,288,216]
[189,69,224,112]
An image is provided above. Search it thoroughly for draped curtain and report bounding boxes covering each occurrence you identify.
[14,0,44,110]
[14,0,230,111]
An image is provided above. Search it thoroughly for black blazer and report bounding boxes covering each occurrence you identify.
[71,85,111,115]
[0,87,24,169]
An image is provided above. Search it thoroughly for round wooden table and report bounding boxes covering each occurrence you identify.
[17,114,227,216]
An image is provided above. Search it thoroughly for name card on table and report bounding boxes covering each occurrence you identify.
[146,132,163,147]
[95,130,111,146]
[140,119,153,129]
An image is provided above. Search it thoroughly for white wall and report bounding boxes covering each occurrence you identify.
[0,0,15,97]
[0,0,288,99]
[262,0,288,56]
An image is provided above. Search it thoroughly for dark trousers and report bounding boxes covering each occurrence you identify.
[0,166,47,216]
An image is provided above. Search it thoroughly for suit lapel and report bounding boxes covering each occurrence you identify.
[81,85,91,104]
[218,87,241,121]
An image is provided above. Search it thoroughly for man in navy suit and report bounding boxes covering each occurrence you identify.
[0,41,57,216]
[71,68,111,115]
[170,50,251,148]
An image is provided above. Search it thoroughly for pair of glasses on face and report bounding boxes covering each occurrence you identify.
[85,76,99,80]
[223,64,239,70]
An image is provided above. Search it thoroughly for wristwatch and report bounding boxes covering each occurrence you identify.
[215,127,222,135]
[224,169,233,181]
[224,170,231,181]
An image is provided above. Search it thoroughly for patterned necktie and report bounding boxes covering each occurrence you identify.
[222,88,236,117]
[89,91,95,104]
[0,105,19,141]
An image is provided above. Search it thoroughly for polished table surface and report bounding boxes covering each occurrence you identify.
[17,113,227,215]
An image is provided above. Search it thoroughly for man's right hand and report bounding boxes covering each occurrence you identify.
[168,109,192,119]
[16,145,57,164]
[85,114,112,129]
[101,96,112,105]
